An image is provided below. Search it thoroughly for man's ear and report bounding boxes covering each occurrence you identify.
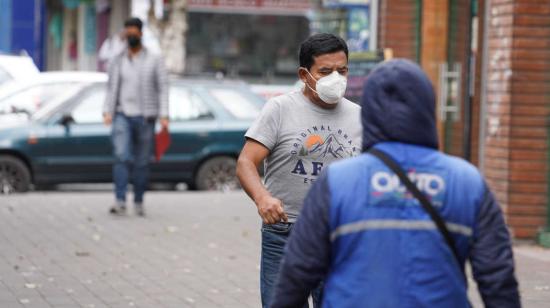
[298,67,308,84]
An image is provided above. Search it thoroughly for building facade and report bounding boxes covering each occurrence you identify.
[377,0,550,241]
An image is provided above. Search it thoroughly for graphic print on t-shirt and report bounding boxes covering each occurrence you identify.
[289,124,359,184]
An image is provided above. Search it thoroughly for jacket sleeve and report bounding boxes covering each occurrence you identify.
[155,56,169,118]
[103,58,117,116]
[270,171,332,308]
[470,184,521,308]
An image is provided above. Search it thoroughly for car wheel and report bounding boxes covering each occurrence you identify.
[195,156,240,191]
[0,155,31,194]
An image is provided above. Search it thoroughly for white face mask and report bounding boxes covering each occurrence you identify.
[303,69,347,104]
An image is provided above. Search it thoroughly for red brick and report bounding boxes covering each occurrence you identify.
[490,0,514,4]
[512,227,538,239]
[488,81,511,92]
[485,146,510,158]
[489,47,512,57]
[384,22,416,32]
[487,138,511,148]
[510,115,548,126]
[511,105,550,116]
[512,80,550,90]
[509,169,547,182]
[488,102,511,114]
[507,205,547,216]
[493,4,515,16]
[489,59,515,70]
[490,15,514,27]
[514,0,550,4]
[489,37,513,49]
[513,38,550,49]
[510,181,548,194]
[509,193,547,205]
[512,60,550,71]
[508,215,547,227]
[511,70,550,82]
[515,15,550,27]
[485,157,509,169]
[489,26,513,38]
[513,26,550,38]
[509,139,548,150]
[510,126,548,138]
[514,3,550,15]
[510,160,548,171]
[487,92,511,105]
[486,178,509,192]
[511,94,550,105]
[378,0,417,61]
[485,167,510,181]
[510,149,547,160]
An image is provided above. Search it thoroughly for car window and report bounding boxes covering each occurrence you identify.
[71,88,107,124]
[169,86,214,121]
[0,82,77,115]
[208,88,261,120]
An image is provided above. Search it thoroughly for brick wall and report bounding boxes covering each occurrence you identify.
[444,0,471,158]
[420,0,449,147]
[378,0,418,61]
[484,0,550,238]
[470,0,485,166]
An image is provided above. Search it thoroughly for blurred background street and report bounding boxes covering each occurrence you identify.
[0,190,549,308]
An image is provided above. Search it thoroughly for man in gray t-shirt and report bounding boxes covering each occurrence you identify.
[236,34,361,308]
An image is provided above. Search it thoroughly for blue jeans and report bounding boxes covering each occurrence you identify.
[111,113,155,204]
[261,222,323,308]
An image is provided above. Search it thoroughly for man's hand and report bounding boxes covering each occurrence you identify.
[255,194,288,225]
[160,117,169,130]
[103,113,112,126]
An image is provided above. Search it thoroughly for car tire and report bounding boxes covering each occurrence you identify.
[0,155,31,193]
[195,156,240,191]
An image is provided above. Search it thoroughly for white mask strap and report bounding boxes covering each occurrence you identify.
[301,68,319,94]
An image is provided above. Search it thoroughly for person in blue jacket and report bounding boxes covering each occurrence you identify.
[270,59,520,308]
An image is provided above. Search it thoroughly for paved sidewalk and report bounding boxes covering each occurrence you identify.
[0,191,549,307]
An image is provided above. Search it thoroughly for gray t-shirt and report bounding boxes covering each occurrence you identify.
[245,91,362,222]
[119,52,143,116]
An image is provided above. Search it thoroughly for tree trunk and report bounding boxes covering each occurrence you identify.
[148,0,187,75]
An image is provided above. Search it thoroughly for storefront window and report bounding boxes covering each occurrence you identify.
[186,13,309,82]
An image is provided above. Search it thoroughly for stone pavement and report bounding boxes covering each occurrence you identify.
[0,191,549,308]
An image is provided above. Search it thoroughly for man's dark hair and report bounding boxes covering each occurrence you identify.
[124,17,143,32]
[299,33,349,70]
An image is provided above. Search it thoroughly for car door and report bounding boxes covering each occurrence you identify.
[44,86,112,183]
[150,85,219,184]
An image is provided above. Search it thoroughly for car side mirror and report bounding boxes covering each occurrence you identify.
[60,114,75,126]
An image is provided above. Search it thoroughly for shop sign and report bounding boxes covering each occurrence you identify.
[323,0,370,8]
[188,0,311,15]
[346,6,370,52]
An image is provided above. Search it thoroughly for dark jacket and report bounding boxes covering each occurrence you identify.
[270,59,520,308]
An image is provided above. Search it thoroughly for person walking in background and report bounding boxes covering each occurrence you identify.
[236,33,362,308]
[270,59,520,308]
[102,17,169,216]
[98,30,125,71]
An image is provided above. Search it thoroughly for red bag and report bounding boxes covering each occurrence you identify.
[155,128,171,162]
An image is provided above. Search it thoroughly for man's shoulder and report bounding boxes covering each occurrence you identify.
[271,90,301,104]
[264,91,300,110]
[340,98,361,113]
